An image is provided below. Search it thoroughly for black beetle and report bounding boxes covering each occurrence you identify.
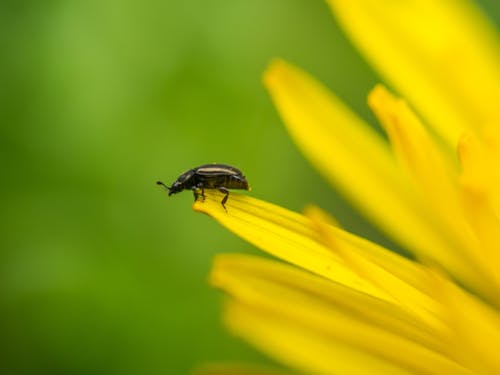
[157,164,250,210]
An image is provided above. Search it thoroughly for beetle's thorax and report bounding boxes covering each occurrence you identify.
[168,168,197,195]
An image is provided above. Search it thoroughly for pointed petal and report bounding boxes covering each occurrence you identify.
[327,0,500,146]
[303,206,430,294]
[263,60,455,271]
[193,191,391,302]
[304,205,443,330]
[368,85,495,299]
[197,191,444,329]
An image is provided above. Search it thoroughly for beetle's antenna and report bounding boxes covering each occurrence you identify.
[156,181,171,191]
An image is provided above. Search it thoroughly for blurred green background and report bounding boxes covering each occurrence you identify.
[2,0,500,374]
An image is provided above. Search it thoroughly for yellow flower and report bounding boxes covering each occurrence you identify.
[195,1,500,374]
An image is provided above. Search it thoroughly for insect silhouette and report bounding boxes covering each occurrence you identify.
[157,164,250,210]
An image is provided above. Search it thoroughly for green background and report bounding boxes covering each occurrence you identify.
[1,0,499,373]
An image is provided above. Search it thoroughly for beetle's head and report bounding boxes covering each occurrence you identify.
[156,180,183,196]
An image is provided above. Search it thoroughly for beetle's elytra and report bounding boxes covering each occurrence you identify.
[157,163,250,210]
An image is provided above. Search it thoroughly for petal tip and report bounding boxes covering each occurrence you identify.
[263,58,291,88]
[192,199,212,216]
[367,84,391,110]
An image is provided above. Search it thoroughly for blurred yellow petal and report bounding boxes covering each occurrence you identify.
[460,185,500,283]
[429,273,500,374]
[212,253,443,350]
[212,254,471,375]
[225,302,413,375]
[193,191,390,302]
[481,123,500,207]
[368,85,496,299]
[459,129,500,213]
[264,59,458,271]
[458,133,500,287]
[263,60,397,194]
[327,0,500,146]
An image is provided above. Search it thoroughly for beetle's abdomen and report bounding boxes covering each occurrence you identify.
[196,174,248,190]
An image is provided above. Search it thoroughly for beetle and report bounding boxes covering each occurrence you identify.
[157,163,250,210]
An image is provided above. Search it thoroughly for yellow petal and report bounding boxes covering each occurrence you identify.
[304,205,443,331]
[263,59,455,272]
[224,301,413,375]
[303,206,430,294]
[193,191,391,302]
[327,0,500,146]
[429,272,500,374]
[458,133,500,290]
[460,185,500,282]
[459,128,500,213]
[481,123,500,206]
[212,254,472,375]
[368,85,495,300]
[212,253,442,350]
[200,191,445,330]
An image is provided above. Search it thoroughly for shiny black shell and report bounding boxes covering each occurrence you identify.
[157,164,250,210]
[169,164,249,194]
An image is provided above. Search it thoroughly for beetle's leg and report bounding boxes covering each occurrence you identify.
[217,187,229,211]
[191,186,199,202]
[193,183,205,202]
[200,186,205,201]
